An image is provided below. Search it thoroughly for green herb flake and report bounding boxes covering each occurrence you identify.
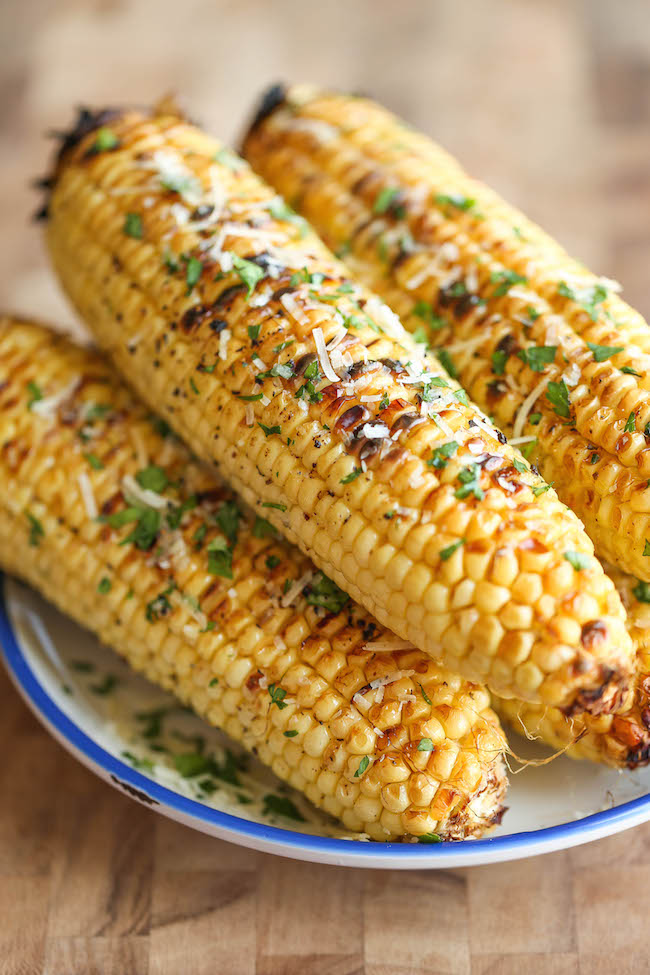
[644,540,650,557]
[216,499,241,546]
[417,738,434,752]
[26,381,43,409]
[213,147,245,170]
[558,281,607,321]
[435,193,477,213]
[253,516,275,539]
[97,577,112,594]
[633,580,650,603]
[135,464,168,493]
[529,412,542,426]
[491,269,528,297]
[91,127,119,153]
[268,683,288,710]
[373,187,400,214]
[418,833,442,844]
[283,729,299,738]
[145,584,175,622]
[563,551,591,571]
[207,536,233,579]
[185,256,203,294]
[513,457,527,474]
[27,512,44,547]
[261,501,287,511]
[90,674,118,696]
[439,538,465,561]
[121,751,154,772]
[624,412,636,433]
[305,572,349,614]
[340,468,362,485]
[354,755,370,778]
[265,554,280,570]
[262,793,305,821]
[428,440,459,469]
[517,345,557,372]
[589,452,600,465]
[532,484,551,496]
[546,380,571,419]
[419,683,432,706]
[232,254,265,297]
[248,323,261,341]
[587,342,624,363]
[258,422,281,437]
[209,677,219,687]
[83,452,104,470]
[491,349,508,375]
[621,366,642,377]
[124,212,143,239]
[526,306,541,321]
[454,465,484,501]
[413,300,446,331]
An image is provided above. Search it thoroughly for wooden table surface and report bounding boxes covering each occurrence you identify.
[1,0,650,972]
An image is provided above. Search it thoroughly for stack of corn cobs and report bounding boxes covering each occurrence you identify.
[4,84,650,843]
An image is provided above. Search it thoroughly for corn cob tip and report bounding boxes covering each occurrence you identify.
[244,82,289,138]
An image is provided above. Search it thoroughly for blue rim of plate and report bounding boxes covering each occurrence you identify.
[2,573,650,866]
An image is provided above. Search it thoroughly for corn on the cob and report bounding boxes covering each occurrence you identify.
[0,315,509,840]
[496,565,650,768]
[243,85,650,583]
[45,103,634,714]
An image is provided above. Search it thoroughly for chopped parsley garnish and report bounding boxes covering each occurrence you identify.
[624,412,636,433]
[435,193,477,213]
[268,683,288,710]
[454,465,484,500]
[258,362,294,380]
[283,729,298,738]
[261,501,287,511]
[173,753,212,778]
[166,495,197,531]
[558,281,607,321]
[213,147,245,170]
[373,187,400,215]
[340,468,362,484]
[253,516,275,539]
[621,366,641,377]
[90,674,118,696]
[589,452,600,464]
[258,423,281,437]
[517,345,557,372]
[529,412,542,425]
[418,833,442,844]
[27,512,44,547]
[491,349,508,375]
[269,198,307,232]
[248,323,261,341]
[305,572,350,614]
[146,583,175,621]
[121,751,154,772]
[135,464,168,493]
[419,683,432,706]
[587,342,624,363]
[91,127,119,153]
[546,380,571,419]
[83,452,104,470]
[437,348,457,379]
[644,540,650,557]
[216,499,240,546]
[491,269,528,297]
[440,538,465,561]
[26,381,43,409]
[274,340,294,354]
[184,255,203,294]
[124,212,143,239]
[633,580,650,603]
[532,484,551,496]
[521,440,537,460]
[354,756,370,777]
[97,577,112,594]
[526,306,541,321]
[563,551,591,571]
[454,389,470,406]
[123,508,161,550]
[412,300,446,331]
[232,254,265,296]
[428,440,459,469]
[238,392,263,402]
[417,738,434,752]
[207,536,233,578]
[266,554,281,570]
[209,677,219,687]
[262,793,305,822]
[513,457,527,474]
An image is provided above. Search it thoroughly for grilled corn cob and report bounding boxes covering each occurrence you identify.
[243,85,650,583]
[45,103,634,713]
[496,565,650,767]
[0,315,509,841]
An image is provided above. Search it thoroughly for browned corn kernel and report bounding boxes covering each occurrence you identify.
[0,315,507,840]
[496,564,650,768]
[243,85,650,583]
[45,103,633,714]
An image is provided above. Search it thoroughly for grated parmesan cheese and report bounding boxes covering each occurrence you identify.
[218,328,231,360]
[512,374,552,439]
[313,327,341,382]
[280,570,314,608]
[77,472,97,520]
[121,474,169,510]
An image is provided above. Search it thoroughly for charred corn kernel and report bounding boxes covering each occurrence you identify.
[0,316,507,840]
[243,85,650,583]
[497,564,650,767]
[46,104,633,714]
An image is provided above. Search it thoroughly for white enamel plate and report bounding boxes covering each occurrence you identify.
[2,575,650,869]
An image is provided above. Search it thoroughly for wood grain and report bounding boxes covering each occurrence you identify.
[0,0,649,972]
